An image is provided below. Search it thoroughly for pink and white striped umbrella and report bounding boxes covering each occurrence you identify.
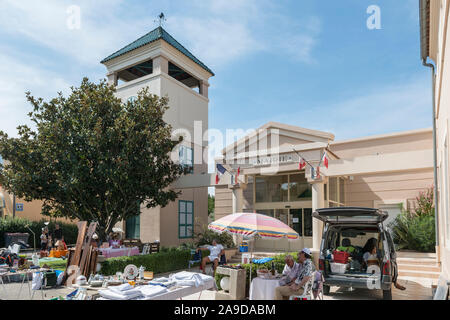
[208,212,299,240]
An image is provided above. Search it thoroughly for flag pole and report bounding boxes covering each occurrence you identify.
[290,146,315,169]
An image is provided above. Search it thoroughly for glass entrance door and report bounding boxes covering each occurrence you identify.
[256,208,312,239]
[274,209,289,226]
[290,209,303,236]
[288,208,313,238]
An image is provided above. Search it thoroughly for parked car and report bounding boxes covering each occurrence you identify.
[313,207,397,300]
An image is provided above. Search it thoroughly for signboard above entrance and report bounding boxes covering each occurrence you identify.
[250,153,298,167]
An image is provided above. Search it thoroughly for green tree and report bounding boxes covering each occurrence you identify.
[390,187,436,252]
[208,194,215,220]
[0,78,183,240]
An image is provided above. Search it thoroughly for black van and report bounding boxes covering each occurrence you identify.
[313,207,397,300]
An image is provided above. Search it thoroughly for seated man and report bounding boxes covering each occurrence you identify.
[275,248,314,300]
[279,255,299,286]
[197,239,224,276]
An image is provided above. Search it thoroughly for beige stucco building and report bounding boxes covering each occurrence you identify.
[214,122,434,252]
[420,0,450,287]
[100,27,213,246]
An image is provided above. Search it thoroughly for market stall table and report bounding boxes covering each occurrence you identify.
[96,272,217,300]
[98,247,140,258]
[0,269,48,300]
[249,277,281,300]
[146,278,216,300]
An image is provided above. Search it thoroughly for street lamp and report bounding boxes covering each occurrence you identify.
[24,224,36,252]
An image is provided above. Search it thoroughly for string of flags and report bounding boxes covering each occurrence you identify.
[215,148,328,184]
[292,146,329,180]
[215,164,226,184]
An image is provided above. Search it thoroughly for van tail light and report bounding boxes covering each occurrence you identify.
[319,259,325,271]
[382,260,391,275]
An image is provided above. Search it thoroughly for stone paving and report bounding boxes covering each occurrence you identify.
[0,265,433,300]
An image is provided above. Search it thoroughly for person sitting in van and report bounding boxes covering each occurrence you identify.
[363,238,406,290]
[362,238,380,267]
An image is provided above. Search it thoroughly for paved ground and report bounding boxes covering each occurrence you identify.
[0,266,433,300]
[0,266,206,300]
[323,278,432,300]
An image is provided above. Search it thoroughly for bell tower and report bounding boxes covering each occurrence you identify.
[101,24,214,245]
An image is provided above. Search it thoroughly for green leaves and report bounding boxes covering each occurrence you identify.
[390,187,436,252]
[0,78,184,240]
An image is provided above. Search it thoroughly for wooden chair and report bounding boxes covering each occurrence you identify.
[150,242,160,253]
[123,239,143,251]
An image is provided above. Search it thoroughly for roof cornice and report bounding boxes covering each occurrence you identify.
[101,26,214,76]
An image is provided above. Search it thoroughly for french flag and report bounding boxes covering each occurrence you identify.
[216,164,227,184]
[299,158,306,170]
[235,167,241,184]
[321,151,329,169]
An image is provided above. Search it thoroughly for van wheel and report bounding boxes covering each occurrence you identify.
[323,285,330,295]
[382,288,392,300]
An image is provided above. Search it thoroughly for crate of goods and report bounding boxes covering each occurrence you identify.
[239,242,249,253]
[333,250,350,264]
[330,262,348,274]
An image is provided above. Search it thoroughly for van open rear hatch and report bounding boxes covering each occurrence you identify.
[313,207,388,224]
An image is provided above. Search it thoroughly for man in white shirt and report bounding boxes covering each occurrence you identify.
[197,239,224,276]
[279,255,299,286]
[275,248,314,300]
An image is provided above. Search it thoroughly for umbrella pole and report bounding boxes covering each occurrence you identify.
[249,244,253,285]
[249,236,255,284]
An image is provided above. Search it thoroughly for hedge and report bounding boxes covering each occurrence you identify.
[100,248,211,275]
[0,217,78,248]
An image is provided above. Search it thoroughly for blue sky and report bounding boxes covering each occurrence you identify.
[0,0,430,172]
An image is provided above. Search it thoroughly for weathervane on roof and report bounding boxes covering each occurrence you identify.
[155,12,166,27]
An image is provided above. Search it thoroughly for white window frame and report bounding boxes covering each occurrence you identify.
[179,145,194,174]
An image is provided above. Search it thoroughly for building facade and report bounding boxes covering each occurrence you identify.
[420,0,450,286]
[214,122,434,252]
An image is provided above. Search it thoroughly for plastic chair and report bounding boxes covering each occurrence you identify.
[188,249,201,269]
[289,272,315,301]
[207,253,227,275]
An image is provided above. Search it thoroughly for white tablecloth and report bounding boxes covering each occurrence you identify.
[249,277,281,300]
[99,247,139,258]
[146,278,216,300]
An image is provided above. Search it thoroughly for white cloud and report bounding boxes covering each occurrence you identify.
[166,0,321,68]
[0,0,149,65]
[0,53,71,137]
